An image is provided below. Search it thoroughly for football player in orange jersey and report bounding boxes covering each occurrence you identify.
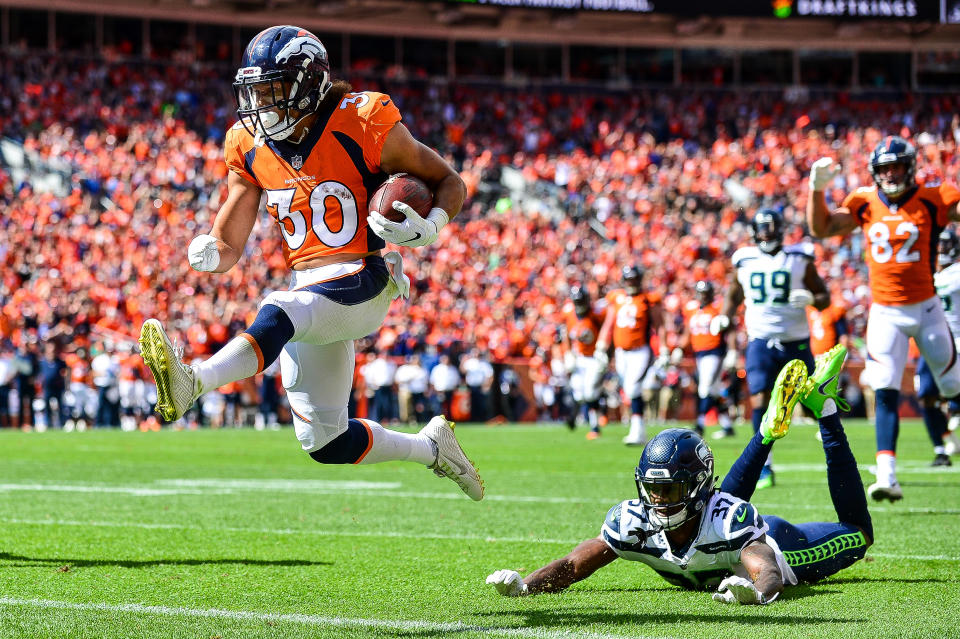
[679,281,736,439]
[806,300,849,357]
[596,265,665,446]
[137,26,482,501]
[561,286,606,437]
[808,136,960,502]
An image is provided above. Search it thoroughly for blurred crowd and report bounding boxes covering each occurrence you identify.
[3,50,960,429]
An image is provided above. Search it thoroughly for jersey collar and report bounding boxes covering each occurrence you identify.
[878,185,918,209]
[265,102,336,170]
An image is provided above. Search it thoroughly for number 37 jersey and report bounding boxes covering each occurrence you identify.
[732,245,813,341]
[224,91,401,269]
[843,184,960,306]
[600,493,796,591]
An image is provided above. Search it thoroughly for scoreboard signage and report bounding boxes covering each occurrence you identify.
[446,0,943,20]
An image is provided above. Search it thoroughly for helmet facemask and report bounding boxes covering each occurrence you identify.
[869,138,916,199]
[636,474,709,531]
[235,72,327,142]
[695,281,714,307]
[635,429,715,532]
[751,211,784,255]
[871,161,912,198]
[571,288,591,319]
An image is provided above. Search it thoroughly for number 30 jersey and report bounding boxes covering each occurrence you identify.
[224,91,401,269]
[732,244,813,341]
[842,184,959,306]
[600,493,796,591]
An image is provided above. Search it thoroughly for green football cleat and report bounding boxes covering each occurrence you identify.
[800,343,851,419]
[139,319,201,422]
[759,359,809,444]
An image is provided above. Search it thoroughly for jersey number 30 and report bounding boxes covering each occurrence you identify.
[266,183,359,250]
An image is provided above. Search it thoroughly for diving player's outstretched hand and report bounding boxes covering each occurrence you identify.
[712,576,777,605]
[486,569,529,597]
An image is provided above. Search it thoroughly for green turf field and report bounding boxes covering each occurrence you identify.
[0,419,957,639]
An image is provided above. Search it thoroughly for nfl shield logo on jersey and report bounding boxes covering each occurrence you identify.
[291,155,304,170]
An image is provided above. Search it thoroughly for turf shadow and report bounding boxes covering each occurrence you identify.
[0,552,332,569]
[473,609,865,626]
[825,576,953,585]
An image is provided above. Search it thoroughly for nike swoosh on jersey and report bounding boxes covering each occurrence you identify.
[736,509,747,523]
[381,99,391,106]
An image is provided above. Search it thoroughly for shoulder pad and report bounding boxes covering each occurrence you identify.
[731,246,758,267]
[726,501,762,535]
[604,502,623,533]
[783,243,815,259]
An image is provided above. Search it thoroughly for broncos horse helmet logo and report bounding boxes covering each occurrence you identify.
[275,35,327,66]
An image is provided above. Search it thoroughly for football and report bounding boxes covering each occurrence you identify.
[369,173,434,223]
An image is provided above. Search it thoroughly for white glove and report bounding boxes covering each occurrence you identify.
[486,569,528,597]
[722,349,738,371]
[709,315,730,336]
[188,234,221,272]
[594,348,609,368]
[712,576,777,605]
[655,353,670,369]
[788,289,814,309]
[367,202,448,248]
[809,157,841,192]
[670,347,684,364]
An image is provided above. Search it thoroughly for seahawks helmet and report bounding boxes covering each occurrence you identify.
[751,209,784,255]
[622,265,643,296]
[694,280,715,306]
[635,428,715,531]
[233,25,334,141]
[869,136,916,198]
[571,286,591,319]
[940,228,960,267]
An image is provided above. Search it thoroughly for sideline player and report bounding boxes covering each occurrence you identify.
[137,26,482,500]
[487,346,872,603]
[561,286,606,438]
[915,228,960,465]
[714,209,830,488]
[596,265,664,446]
[679,280,735,439]
[808,136,960,501]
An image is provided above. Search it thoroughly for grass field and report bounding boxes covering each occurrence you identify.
[1,419,958,639]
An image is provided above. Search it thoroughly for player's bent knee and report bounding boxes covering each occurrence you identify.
[308,419,371,464]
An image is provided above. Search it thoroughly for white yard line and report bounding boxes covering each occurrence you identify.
[1,517,956,562]
[0,479,958,517]
[0,597,668,639]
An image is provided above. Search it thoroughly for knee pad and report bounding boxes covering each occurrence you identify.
[308,419,370,464]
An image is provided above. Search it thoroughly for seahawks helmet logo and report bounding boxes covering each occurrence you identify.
[275,36,326,66]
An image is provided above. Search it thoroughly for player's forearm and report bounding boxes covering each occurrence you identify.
[806,191,833,238]
[523,559,580,594]
[752,569,784,603]
[432,172,466,222]
[210,239,243,273]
